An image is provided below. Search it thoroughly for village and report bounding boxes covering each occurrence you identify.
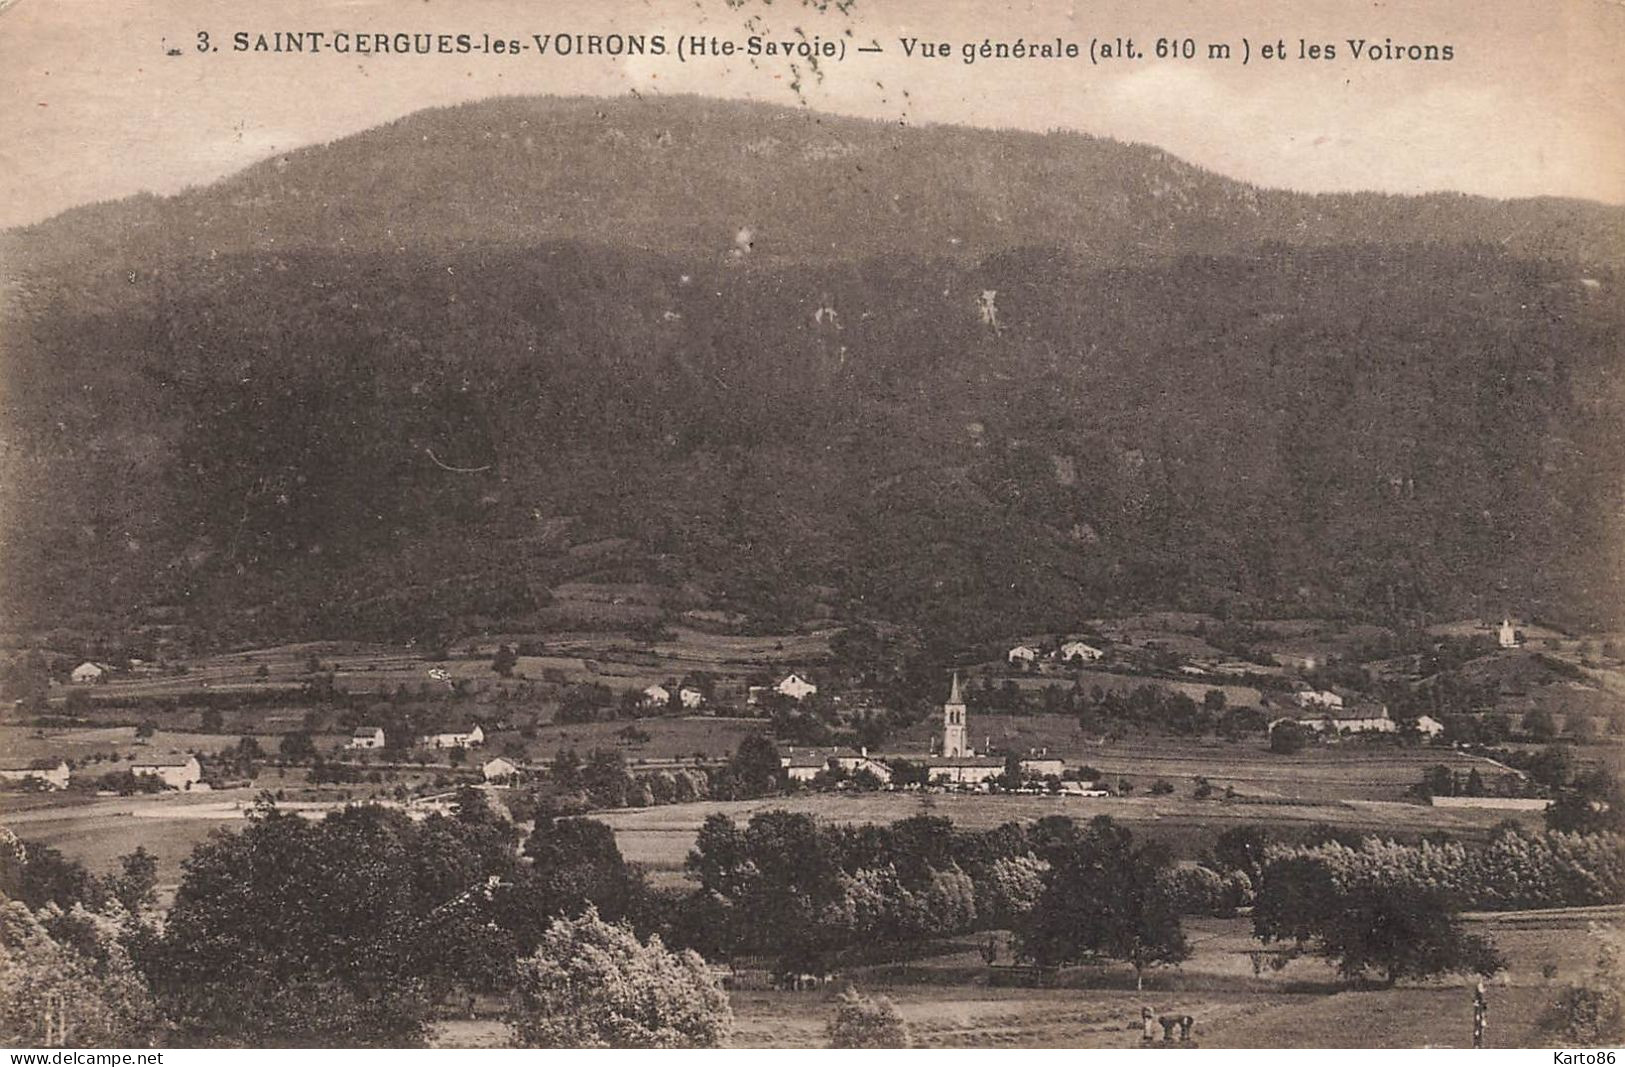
[1,610,1610,838]
[1,608,1619,1050]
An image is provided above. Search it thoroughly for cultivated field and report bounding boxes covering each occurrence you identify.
[430,909,1617,1048]
[881,725,1508,802]
[37,624,835,708]
[595,787,1547,883]
[2,727,1535,890]
[493,716,763,764]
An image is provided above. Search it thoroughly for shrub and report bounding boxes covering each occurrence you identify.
[826,987,910,1048]
[1270,720,1308,754]
[508,908,731,1048]
[1541,925,1625,1045]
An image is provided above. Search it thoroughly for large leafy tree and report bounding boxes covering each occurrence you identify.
[1547,770,1625,836]
[1014,816,1189,988]
[0,899,164,1048]
[508,908,731,1048]
[726,734,783,799]
[0,837,106,912]
[1254,852,1504,986]
[513,817,644,941]
[138,798,515,1045]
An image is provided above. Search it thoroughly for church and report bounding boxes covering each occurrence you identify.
[921,673,1063,785]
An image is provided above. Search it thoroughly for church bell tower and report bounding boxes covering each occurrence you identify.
[942,672,969,757]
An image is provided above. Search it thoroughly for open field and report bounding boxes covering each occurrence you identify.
[987,667,1265,709]
[0,787,455,885]
[595,788,1549,883]
[430,909,1618,1048]
[492,716,763,764]
[0,724,288,764]
[34,624,835,708]
[1,725,1541,890]
[3,745,1546,892]
[0,790,260,882]
[882,726,1509,802]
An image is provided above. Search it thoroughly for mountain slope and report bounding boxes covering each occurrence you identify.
[1,97,1621,649]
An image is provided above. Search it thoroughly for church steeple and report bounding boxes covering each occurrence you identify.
[942,672,969,758]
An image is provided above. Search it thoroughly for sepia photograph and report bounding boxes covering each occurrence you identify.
[0,0,1621,1052]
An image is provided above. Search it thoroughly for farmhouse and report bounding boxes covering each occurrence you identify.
[923,754,1007,786]
[419,725,484,749]
[0,759,70,791]
[1057,641,1103,663]
[482,757,520,783]
[348,726,386,749]
[781,746,893,784]
[1276,703,1398,735]
[746,673,819,705]
[129,754,202,790]
[1415,714,1446,737]
[776,672,818,700]
[1292,689,1344,711]
[1007,645,1039,666]
[70,661,112,684]
[642,684,671,707]
[1273,651,1321,671]
[1018,755,1065,779]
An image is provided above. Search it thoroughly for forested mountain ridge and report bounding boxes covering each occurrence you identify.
[1,96,1621,649]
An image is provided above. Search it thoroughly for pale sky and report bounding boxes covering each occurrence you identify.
[1,0,1621,230]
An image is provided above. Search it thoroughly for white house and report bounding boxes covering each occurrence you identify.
[1498,618,1519,649]
[642,684,671,708]
[1276,705,1397,735]
[775,673,818,701]
[348,726,386,750]
[678,687,705,710]
[70,662,110,685]
[1293,689,1344,711]
[1018,756,1066,779]
[420,725,484,750]
[0,760,70,791]
[923,755,1007,786]
[1415,715,1446,738]
[1058,641,1103,663]
[781,747,893,784]
[1007,645,1039,666]
[130,754,202,790]
[482,757,520,783]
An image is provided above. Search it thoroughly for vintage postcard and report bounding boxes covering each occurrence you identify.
[0,0,1621,1052]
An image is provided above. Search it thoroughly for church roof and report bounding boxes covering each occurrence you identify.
[947,671,963,704]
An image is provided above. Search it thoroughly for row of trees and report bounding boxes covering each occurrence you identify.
[6,793,1620,1046]
[1254,828,1625,912]
[1,809,733,1048]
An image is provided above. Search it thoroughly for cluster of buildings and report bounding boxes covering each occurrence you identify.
[1267,685,1445,737]
[1006,641,1104,667]
[0,759,71,791]
[342,724,485,750]
[778,674,1078,790]
[0,753,202,792]
[641,683,705,710]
